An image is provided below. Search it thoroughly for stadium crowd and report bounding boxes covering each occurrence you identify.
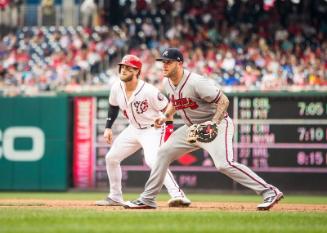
[0,0,326,96]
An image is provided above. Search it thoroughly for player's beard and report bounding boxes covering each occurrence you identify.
[120,72,133,82]
[164,63,178,78]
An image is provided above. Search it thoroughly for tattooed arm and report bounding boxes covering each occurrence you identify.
[212,92,229,124]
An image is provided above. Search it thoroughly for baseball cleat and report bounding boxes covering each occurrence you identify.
[123,200,156,209]
[257,192,284,211]
[168,197,191,207]
[95,197,125,206]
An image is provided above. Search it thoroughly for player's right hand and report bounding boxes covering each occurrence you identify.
[154,117,166,128]
[103,128,113,144]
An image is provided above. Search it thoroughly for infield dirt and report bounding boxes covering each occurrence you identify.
[1,199,327,212]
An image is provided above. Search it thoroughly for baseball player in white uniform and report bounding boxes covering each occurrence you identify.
[95,54,191,207]
[124,48,284,210]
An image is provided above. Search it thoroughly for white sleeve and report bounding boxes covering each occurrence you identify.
[109,82,119,106]
[194,76,221,103]
[149,87,169,111]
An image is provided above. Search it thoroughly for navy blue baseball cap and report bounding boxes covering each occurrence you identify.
[156,48,184,62]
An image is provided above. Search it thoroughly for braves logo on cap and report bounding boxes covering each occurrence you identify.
[163,51,169,57]
[156,48,184,62]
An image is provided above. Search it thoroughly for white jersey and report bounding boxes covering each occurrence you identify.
[109,79,168,129]
[163,69,222,126]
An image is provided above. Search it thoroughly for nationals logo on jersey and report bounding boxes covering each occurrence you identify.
[170,95,198,110]
[133,100,149,114]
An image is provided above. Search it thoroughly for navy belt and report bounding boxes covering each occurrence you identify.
[138,124,154,130]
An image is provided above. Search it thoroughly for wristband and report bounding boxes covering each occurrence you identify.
[164,123,174,142]
[105,118,114,129]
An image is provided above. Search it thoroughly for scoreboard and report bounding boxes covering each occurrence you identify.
[234,95,327,174]
[93,92,327,191]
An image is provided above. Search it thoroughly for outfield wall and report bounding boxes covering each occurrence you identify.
[0,91,326,191]
[0,96,69,190]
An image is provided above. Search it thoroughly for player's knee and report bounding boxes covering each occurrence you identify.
[144,157,155,168]
[215,163,230,172]
[157,145,175,163]
[105,153,121,166]
[157,146,167,160]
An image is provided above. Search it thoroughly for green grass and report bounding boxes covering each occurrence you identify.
[0,192,327,233]
[0,208,326,233]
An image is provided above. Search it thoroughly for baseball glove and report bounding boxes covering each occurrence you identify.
[187,121,218,143]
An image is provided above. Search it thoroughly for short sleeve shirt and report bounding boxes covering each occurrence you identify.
[109,80,168,129]
[163,70,222,126]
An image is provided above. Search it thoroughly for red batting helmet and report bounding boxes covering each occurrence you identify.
[118,55,142,70]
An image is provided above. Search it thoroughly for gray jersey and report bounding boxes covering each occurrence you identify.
[163,70,222,126]
[138,71,281,209]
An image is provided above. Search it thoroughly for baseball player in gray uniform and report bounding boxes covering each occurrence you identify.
[124,48,284,211]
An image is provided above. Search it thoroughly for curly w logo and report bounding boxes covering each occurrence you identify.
[133,100,149,114]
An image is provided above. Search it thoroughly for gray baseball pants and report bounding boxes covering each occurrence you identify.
[139,117,279,207]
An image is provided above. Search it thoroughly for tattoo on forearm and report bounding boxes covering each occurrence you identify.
[212,95,229,124]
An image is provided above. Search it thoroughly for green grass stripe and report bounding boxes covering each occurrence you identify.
[0,208,326,233]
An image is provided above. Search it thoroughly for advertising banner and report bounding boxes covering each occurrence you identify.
[73,97,95,188]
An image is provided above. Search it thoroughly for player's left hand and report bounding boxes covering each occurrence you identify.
[154,117,166,128]
[103,128,113,144]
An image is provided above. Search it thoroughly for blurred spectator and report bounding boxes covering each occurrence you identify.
[80,0,97,27]
[0,0,326,95]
